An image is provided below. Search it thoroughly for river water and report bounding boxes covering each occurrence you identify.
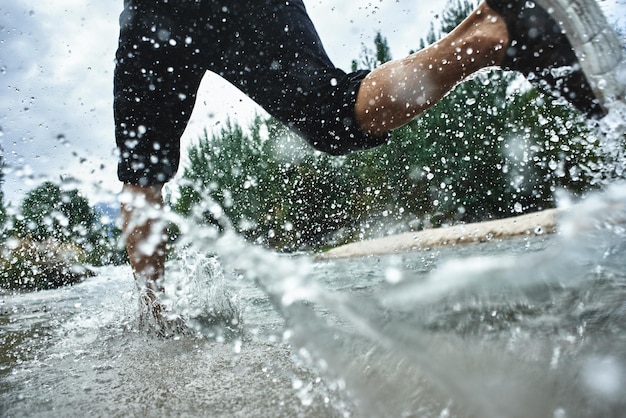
[1,182,625,418]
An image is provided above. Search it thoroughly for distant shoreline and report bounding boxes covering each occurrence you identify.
[319,208,561,259]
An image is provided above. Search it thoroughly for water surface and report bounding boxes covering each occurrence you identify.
[1,188,625,418]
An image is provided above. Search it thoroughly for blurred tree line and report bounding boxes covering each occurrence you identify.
[174,0,603,252]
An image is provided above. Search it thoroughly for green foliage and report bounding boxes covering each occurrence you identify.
[0,181,124,290]
[10,181,123,267]
[349,70,598,227]
[373,32,392,66]
[176,77,598,251]
[440,0,475,34]
[14,181,96,243]
[175,118,360,251]
[0,238,94,291]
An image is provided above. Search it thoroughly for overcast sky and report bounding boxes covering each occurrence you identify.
[1,0,624,207]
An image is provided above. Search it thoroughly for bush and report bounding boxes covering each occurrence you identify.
[0,238,94,291]
[8,181,125,268]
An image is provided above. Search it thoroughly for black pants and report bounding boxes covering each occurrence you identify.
[114,0,389,185]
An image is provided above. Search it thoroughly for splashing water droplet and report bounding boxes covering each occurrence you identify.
[385,268,402,284]
[582,356,624,399]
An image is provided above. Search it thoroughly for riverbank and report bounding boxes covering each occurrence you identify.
[320,208,561,259]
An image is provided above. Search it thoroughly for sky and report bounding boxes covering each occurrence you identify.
[1,0,624,207]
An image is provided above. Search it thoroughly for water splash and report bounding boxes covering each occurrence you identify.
[283,186,626,417]
[148,176,621,417]
[165,250,243,340]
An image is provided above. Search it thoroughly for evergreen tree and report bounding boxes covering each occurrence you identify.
[419,22,438,50]
[440,0,475,34]
[176,117,361,251]
[421,0,476,46]
[374,32,392,65]
[351,31,392,71]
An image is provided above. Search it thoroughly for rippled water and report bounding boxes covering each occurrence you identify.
[0,263,347,417]
[1,184,625,417]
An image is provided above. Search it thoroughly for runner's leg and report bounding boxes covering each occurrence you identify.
[355,1,509,135]
[211,0,391,155]
[114,1,205,295]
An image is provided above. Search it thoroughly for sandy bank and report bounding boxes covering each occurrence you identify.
[320,209,561,259]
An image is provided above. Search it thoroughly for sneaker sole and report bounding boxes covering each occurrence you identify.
[534,0,625,111]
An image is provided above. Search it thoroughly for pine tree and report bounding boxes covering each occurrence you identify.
[351,31,392,71]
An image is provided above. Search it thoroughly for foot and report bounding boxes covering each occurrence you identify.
[486,0,623,118]
[138,288,187,338]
